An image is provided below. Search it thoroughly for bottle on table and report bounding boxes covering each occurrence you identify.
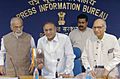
[33,67,39,79]
[86,67,92,79]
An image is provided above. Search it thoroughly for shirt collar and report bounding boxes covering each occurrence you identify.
[77,27,89,32]
[101,33,106,41]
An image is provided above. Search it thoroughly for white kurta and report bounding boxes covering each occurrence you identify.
[69,27,94,52]
[81,33,120,77]
[118,38,120,46]
[37,33,75,77]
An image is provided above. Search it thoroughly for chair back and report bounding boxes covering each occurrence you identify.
[73,47,82,76]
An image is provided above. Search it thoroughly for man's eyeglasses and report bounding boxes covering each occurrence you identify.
[12,26,23,29]
[93,26,104,29]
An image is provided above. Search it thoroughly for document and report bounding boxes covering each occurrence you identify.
[0,77,18,79]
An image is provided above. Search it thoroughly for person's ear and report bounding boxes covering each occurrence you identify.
[86,21,88,25]
[54,26,57,32]
[104,27,106,32]
[21,26,23,30]
[10,26,13,31]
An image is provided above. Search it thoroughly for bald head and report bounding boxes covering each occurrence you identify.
[10,17,23,27]
[93,19,107,40]
[43,22,56,29]
[10,17,23,36]
[93,19,107,28]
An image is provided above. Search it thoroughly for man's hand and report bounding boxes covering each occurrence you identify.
[103,68,109,77]
[0,65,5,75]
[37,63,44,70]
[29,63,34,74]
[59,74,73,78]
[90,70,96,77]
[36,58,44,70]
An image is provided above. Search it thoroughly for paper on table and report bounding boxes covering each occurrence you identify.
[0,77,18,79]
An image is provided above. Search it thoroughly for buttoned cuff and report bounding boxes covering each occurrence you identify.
[64,69,71,74]
[59,69,71,75]
[0,58,4,65]
[0,52,4,65]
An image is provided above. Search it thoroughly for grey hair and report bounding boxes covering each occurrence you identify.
[102,19,107,28]
[10,17,23,27]
[94,18,107,28]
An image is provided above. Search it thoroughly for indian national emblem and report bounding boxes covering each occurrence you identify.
[58,11,66,25]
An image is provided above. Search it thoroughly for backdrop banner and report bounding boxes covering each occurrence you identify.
[0,0,120,43]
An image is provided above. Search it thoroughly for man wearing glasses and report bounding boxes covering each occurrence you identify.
[81,18,120,78]
[0,17,36,76]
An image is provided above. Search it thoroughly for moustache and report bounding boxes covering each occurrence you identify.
[14,31,23,37]
[78,26,84,28]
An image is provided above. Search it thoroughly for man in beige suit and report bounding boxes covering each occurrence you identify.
[0,17,35,76]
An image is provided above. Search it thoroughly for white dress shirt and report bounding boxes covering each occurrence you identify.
[118,38,120,46]
[37,33,75,77]
[0,34,36,65]
[81,33,120,76]
[69,27,94,52]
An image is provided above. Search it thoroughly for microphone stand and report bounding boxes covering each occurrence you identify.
[56,58,60,78]
[10,57,20,79]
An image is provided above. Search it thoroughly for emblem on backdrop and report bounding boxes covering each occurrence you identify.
[58,11,66,25]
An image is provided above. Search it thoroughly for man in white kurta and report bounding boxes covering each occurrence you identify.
[81,19,120,77]
[69,14,94,72]
[69,14,94,52]
[37,22,75,78]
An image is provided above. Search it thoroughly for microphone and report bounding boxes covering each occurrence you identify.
[10,57,20,79]
[55,58,60,78]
